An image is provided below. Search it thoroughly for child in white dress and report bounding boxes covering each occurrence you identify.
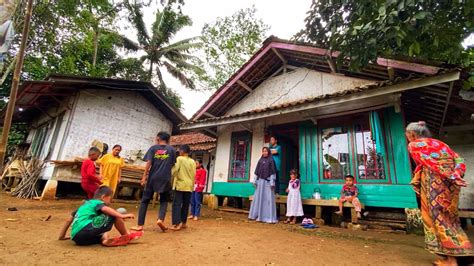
[284,169,304,224]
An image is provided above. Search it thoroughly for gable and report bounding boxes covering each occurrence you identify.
[226,68,374,116]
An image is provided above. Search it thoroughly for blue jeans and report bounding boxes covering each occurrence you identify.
[190,191,203,217]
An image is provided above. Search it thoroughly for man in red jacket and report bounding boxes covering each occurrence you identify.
[81,147,102,199]
[188,159,206,221]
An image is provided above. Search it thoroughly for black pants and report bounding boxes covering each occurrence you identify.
[138,188,170,226]
[172,190,192,225]
[72,216,114,246]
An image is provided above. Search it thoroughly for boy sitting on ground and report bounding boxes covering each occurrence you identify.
[58,186,143,247]
[335,175,363,219]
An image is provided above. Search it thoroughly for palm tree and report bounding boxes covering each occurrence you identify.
[121,1,202,90]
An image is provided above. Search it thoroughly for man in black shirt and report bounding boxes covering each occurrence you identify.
[133,131,176,232]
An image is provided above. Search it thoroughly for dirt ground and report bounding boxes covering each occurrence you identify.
[0,193,471,265]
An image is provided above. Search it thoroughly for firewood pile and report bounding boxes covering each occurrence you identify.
[11,157,44,199]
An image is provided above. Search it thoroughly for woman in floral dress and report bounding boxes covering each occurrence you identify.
[406,121,472,265]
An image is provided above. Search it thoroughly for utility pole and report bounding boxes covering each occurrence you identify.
[0,0,34,170]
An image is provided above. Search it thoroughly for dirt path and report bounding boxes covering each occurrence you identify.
[0,193,447,265]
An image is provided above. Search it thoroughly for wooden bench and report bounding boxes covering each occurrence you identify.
[250,195,364,223]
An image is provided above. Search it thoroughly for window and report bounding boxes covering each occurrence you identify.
[321,127,351,180]
[318,112,387,183]
[228,132,251,182]
[355,119,386,180]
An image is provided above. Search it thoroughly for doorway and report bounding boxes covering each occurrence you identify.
[268,124,300,194]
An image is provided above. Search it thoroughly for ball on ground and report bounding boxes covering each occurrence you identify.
[116,207,127,214]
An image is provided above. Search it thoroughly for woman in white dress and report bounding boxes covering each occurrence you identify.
[284,169,304,224]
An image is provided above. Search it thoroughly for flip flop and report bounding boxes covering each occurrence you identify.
[156,220,169,232]
[104,235,130,247]
[129,231,144,242]
[130,226,143,231]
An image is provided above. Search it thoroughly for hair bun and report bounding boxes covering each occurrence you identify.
[418,121,426,126]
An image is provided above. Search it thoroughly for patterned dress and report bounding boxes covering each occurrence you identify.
[408,138,472,256]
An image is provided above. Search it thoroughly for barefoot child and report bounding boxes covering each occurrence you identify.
[284,169,304,224]
[189,159,206,221]
[335,175,362,218]
[171,144,196,230]
[58,186,143,246]
[81,147,102,199]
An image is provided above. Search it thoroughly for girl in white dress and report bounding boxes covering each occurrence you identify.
[284,169,304,224]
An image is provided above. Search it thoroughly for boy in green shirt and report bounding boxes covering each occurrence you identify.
[170,144,196,231]
[58,186,142,246]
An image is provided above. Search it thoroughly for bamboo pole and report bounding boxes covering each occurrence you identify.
[0,0,34,170]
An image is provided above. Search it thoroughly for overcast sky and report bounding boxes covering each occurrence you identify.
[141,0,312,118]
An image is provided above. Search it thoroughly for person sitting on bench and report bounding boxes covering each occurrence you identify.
[335,175,362,219]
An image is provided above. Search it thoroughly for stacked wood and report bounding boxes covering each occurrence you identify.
[11,158,44,199]
[50,159,145,185]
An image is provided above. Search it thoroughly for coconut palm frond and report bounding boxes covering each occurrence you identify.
[116,34,141,51]
[124,0,150,46]
[159,37,202,54]
[163,61,195,89]
[163,51,201,64]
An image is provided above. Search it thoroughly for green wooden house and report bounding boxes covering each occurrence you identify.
[181,36,467,210]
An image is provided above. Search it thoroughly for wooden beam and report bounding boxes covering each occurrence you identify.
[271,47,287,64]
[326,55,337,73]
[204,112,217,118]
[387,67,395,80]
[236,80,253,93]
[439,81,454,135]
[271,47,287,73]
[180,71,460,131]
[377,58,440,75]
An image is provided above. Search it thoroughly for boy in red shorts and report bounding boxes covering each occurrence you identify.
[81,147,102,199]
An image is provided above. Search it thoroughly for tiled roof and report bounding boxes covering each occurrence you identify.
[191,36,449,121]
[170,133,216,145]
[181,69,459,127]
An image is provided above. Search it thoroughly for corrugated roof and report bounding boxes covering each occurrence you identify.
[4,74,187,133]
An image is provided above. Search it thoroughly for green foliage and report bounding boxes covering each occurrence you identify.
[194,6,269,90]
[121,0,202,108]
[296,0,474,71]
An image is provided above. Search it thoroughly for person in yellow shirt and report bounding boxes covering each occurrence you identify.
[98,145,125,195]
[170,144,196,231]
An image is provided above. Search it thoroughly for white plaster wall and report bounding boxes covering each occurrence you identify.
[227,68,374,116]
[212,122,265,183]
[249,121,265,180]
[60,89,173,160]
[213,125,232,182]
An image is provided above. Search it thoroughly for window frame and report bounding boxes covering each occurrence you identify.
[228,131,252,182]
[317,112,390,184]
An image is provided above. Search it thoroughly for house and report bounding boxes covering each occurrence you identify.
[170,132,216,192]
[3,74,186,197]
[180,37,474,214]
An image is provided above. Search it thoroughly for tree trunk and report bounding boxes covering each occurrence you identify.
[0,0,34,169]
[148,60,153,82]
[92,27,99,68]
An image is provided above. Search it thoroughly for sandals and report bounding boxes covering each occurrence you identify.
[156,220,169,232]
[284,219,291,224]
[130,226,143,231]
[103,235,130,247]
[129,231,144,242]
